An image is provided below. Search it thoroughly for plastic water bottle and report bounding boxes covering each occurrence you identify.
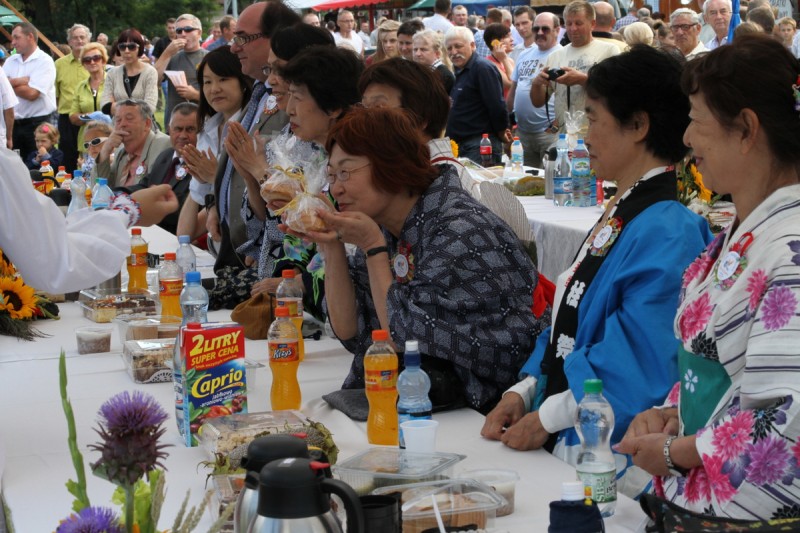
[365,330,399,445]
[268,307,301,410]
[553,134,572,207]
[571,140,592,207]
[67,174,89,215]
[276,270,305,361]
[91,177,113,210]
[479,133,493,167]
[176,235,196,273]
[511,136,524,171]
[397,340,432,449]
[575,379,617,517]
[173,272,208,435]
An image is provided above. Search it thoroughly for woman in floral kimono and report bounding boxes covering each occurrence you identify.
[618,35,800,519]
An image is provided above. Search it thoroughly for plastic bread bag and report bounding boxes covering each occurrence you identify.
[564,110,586,151]
[260,135,306,208]
[276,152,333,234]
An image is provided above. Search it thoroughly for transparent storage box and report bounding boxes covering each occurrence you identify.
[372,479,506,533]
[333,448,465,495]
[209,473,246,531]
[198,410,308,457]
[78,288,158,322]
[114,314,180,342]
[122,338,175,384]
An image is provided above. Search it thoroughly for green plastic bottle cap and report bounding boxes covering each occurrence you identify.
[583,379,603,394]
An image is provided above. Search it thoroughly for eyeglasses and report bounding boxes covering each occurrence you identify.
[81,54,103,64]
[533,26,553,33]
[671,23,697,32]
[175,27,198,34]
[326,162,371,184]
[83,136,108,149]
[232,32,264,46]
[117,42,139,51]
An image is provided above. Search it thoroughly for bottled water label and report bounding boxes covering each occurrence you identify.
[577,468,617,503]
[554,177,572,195]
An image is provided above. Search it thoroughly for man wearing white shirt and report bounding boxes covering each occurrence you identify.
[670,8,708,60]
[703,0,732,50]
[334,10,364,56]
[510,6,536,63]
[4,22,57,158]
[424,0,455,34]
[0,67,18,150]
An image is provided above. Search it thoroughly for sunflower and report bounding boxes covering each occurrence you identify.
[0,276,37,320]
[690,163,712,203]
[0,248,16,278]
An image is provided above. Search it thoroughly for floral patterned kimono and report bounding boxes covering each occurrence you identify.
[658,184,800,520]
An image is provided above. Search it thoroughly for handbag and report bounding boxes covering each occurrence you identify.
[209,265,260,310]
[230,292,274,340]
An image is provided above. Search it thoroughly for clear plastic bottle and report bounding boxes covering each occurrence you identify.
[173,273,208,436]
[276,269,305,362]
[159,252,183,319]
[365,329,399,445]
[39,160,54,179]
[268,307,301,410]
[176,235,197,273]
[91,177,113,210]
[173,321,203,435]
[575,379,617,517]
[553,134,572,207]
[66,174,89,215]
[479,133,493,167]
[570,140,593,208]
[55,166,68,185]
[127,228,149,293]
[511,136,524,171]
[397,340,432,449]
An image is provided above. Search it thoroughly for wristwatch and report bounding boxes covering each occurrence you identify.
[204,194,216,211]
[663,435,688,477]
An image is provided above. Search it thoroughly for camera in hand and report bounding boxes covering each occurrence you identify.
[546,68,566,81]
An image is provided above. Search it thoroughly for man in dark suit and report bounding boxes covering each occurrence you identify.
[127,102,198,234]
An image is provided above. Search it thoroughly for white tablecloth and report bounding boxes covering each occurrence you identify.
[0,303,648,532]
[519,197,601,281]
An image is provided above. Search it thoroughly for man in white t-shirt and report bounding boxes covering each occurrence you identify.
[424,0,455,34]
[510,6,536,63]
[4,22,56,157]
[508,12,562,167]
[530,0,619,135]
[334,10,364,56]
[0,67,18,149]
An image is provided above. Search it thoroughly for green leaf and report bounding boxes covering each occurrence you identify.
[60,351,91,512]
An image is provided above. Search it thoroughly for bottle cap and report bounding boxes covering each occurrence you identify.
[74,170,83,178]
[282,269,296,278]
[97,177,107,185]
[58,166,65,171]
[561,481,584,501]
[42,160,50,165]
[131,228,141,235]
[583,378,603,394]
[514,136,520,141]
[577,139,585,145]
[481,133,489,138]
[405,340,419,352]
[404,340,421,367]
[372,329,389,342]
[275,306,290,317]
[559,133,566,139]
[178,235,190,244]
[164,252,176,261]
[185,271,201,283]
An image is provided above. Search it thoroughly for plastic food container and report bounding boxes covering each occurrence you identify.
[210,474,246,531]
[78,288,158,322]
[459,468,520,516]
[197,410,308,457]
[122,338,175,383]
[75,325,113,354]
[115,314,180,342]
[333,448,466,496]
[372,479,506,533]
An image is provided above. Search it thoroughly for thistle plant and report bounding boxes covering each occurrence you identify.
[56,506,123,533]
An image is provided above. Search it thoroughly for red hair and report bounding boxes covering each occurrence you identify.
[325,107,438,196]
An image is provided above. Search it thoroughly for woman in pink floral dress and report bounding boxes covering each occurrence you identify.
[617,35,800,520]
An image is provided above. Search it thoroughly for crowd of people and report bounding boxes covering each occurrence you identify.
[1,0,800,524]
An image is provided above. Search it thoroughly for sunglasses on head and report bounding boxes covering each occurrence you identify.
[81,54,103,64]
[83,137,108,149]
[175,27,198,34]
[117,42,139,51]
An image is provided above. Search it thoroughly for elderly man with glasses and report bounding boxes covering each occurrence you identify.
[670,8,709,59]
[155,13,206,127]
[92,99,170,188]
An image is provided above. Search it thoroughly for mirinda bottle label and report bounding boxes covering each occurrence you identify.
[270,341,299,362]
[365,369,397,392]
[128,252,148,267]
[160,279,183,297]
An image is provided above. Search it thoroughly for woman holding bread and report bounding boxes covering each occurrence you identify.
[288,106,548,414]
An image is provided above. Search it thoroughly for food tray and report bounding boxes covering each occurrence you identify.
[114,314,180,341]
[122,338,175,384]
[78,288,157,323]
[198,410,308,457]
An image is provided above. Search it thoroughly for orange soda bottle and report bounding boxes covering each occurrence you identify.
[127,228,149,293]
[365,329,399,445]
[268,306,301,410]
[159,252,183,318]
[275,269,305,361]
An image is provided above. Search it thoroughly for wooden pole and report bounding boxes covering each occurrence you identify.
[0,0,64,58]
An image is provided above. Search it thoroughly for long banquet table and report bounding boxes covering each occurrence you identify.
[0,302,649,532]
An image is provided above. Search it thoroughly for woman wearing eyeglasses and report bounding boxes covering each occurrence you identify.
[101,29,159,117]
[69,43,108,163]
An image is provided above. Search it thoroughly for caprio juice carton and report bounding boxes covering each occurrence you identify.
[180,322,247,446]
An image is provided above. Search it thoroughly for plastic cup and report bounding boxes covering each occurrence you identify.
[400,419,439,453]
[75,326,113,354]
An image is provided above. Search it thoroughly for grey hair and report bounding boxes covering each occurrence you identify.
[670,8,702,25]
[702,0,733,17]
[67,24,91,41]
[176,13,203,34]
[115,99,152,123]
[444,25,475,44]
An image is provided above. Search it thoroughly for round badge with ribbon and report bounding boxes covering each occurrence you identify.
[392,242,415,283]
[265,95,278,115]
[714,232,753,290]
[135,164,146,178]
[176,166,187,179]
[589,217,623,257]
